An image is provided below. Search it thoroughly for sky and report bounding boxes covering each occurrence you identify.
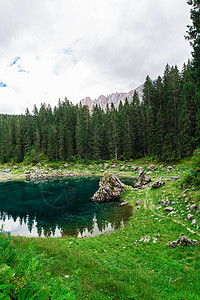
[0,0,192,115]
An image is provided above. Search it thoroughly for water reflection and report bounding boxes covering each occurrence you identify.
[0,178,132,237]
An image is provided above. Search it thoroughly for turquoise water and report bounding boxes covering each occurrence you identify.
[0,177,132,237]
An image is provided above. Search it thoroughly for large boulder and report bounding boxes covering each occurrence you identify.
[134,167,151,188]
[91,173,125,202]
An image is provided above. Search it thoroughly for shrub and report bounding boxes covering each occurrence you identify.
[192,147,200,168]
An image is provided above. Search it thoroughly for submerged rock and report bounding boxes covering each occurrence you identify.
[91,173,125,202]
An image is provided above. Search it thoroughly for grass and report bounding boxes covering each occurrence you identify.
[0,158,200,299]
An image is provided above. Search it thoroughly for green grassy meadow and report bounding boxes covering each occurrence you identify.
[0,158,200,299]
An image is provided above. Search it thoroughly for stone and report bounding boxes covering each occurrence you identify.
[120,166,125,171]
[135,205,141,210]
[131,166,138,172]
[168,211,176,216]
[13,166,19,169]
[167,166,173,170]
[167,233,198,248]
[191,219,197,226]
[171,176,180,181]
[111,164,117,168]
[163,200,170,207]
[171,240,178,247]
[119,201,129,207]
[146,171,152,175]
[171,202,176,205]
[91,173,125,202]
[187,214,194,220]
[134,167,151,188]
[144,177,151,184]
[192,240,199,245]
[64,163,68,168]
[190,205,196,210]
[157,200,163,204]
[104,163,109,170]
[164,207,173,212]
[148,164,157,171]
[3,169,11,173]
[156,206,162,210]
[135,199,142,206]
[151,180,165,189]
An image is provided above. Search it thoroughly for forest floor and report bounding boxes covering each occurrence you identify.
[0,158,200,299]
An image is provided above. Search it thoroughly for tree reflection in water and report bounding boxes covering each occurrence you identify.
[0,178,132,237]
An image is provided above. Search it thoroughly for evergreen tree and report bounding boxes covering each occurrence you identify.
[109,103,119,160]
[186,0,200,144]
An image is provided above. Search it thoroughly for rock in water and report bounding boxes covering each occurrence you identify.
[91,173,125,202]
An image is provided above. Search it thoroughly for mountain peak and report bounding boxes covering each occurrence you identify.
[80,84,144,110]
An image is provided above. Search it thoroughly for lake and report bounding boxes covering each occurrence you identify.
[0,177,132,237]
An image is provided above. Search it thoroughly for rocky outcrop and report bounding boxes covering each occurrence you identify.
[167,233,198,248]
[91,173,125,202]
[134,167,151,188]
[151,180,165,189]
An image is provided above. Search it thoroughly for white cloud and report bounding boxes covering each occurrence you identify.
[0,0,192,114]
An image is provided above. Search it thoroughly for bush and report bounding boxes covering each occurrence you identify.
[192,147,200,168]
[181,148,200,187]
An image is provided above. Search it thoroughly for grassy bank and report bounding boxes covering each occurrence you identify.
[0,158,200,299]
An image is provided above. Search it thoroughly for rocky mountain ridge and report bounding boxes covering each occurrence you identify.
[80,84,144,110]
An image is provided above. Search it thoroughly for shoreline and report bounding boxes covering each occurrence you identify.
[0,162,139,182]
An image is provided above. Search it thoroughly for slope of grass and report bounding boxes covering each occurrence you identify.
[0,158,200,299]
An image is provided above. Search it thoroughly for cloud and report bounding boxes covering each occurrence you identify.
[0,0,192,114]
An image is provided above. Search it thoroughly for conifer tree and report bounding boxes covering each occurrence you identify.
[186,0,200,144]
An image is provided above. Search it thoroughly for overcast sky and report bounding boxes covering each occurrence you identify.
[0,0,191,114]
